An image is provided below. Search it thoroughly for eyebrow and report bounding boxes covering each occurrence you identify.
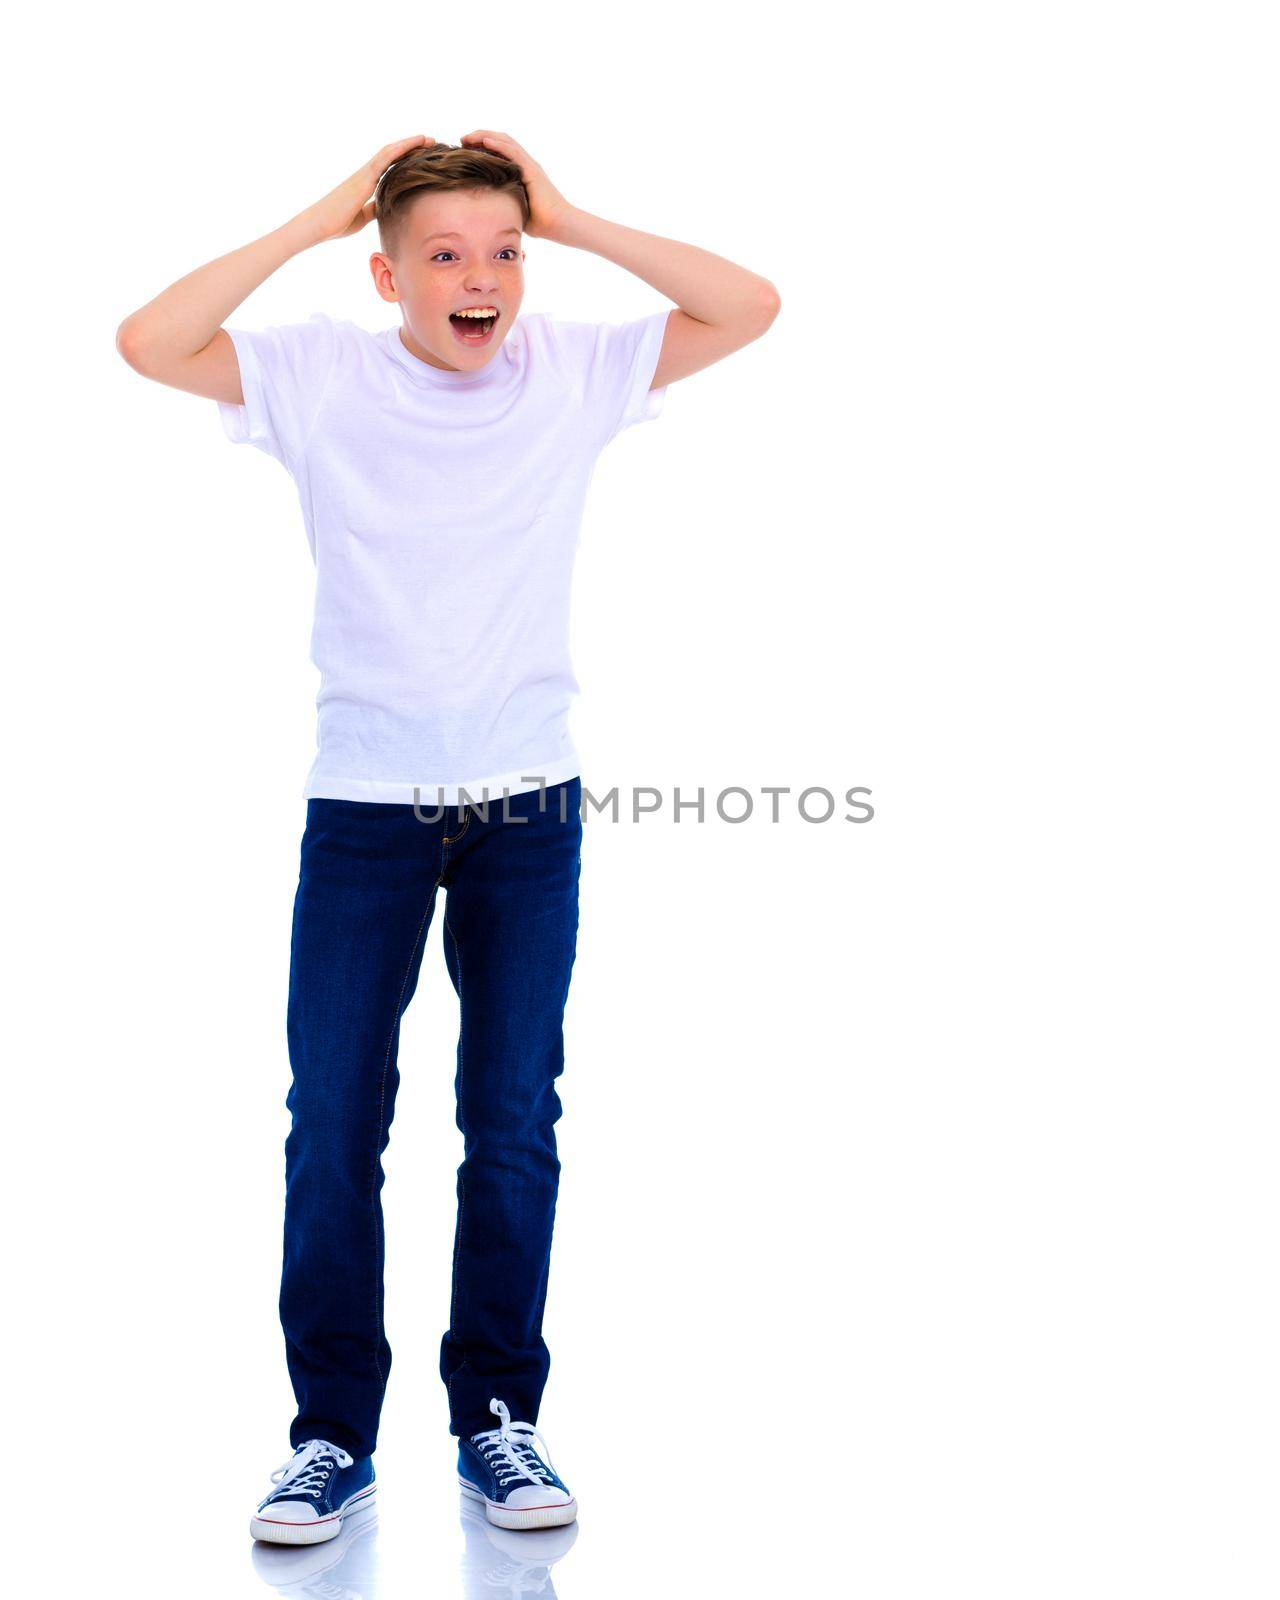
[421,229,522,246]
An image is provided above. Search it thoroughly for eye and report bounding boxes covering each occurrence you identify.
[432,249,520,263]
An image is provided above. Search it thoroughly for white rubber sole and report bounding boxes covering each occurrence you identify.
[250,1483,377,1544]
[458,1477,578,1530]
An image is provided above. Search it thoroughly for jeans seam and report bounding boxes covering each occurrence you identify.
[370,878,439,1386]
[445,901,467,1343]
[442,807,470,846]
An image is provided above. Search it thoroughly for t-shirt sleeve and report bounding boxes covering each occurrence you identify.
[543,308,672,448]
[216,311,338,470]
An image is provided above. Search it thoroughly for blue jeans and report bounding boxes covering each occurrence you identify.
[280,778,582,1454]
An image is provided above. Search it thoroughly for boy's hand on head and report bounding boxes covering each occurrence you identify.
[297,135,434,246]
[459,131,575,240]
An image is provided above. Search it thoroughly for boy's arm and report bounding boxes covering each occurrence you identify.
[460,130,781,390]
[115,134,432,404]
[547,208,781,391]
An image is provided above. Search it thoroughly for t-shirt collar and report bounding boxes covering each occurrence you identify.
[383,322,509,387]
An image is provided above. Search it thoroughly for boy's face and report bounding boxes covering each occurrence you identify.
[374,188,526,373]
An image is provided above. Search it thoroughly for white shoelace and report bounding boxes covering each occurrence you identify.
[472,1397,557,1486]
[269,1438,354,1498]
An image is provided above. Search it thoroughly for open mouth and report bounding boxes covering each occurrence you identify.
[448,309,500,346]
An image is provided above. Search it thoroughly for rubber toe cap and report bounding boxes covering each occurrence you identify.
[256,1497,321,1524]
[505,1484,573,1509]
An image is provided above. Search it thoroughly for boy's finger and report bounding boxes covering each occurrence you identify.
[372,134,432,168]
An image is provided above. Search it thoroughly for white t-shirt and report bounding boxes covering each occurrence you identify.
[218,306,671,804]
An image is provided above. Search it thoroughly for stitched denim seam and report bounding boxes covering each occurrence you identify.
[448,1356,472,1422]
[442,807,470,846]
[445,901,467,1339]
[370,879,439,1385]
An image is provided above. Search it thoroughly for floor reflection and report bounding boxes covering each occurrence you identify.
[459,1492,578,1597]
[249,1490,579,1599]
[251,1501,381,1598]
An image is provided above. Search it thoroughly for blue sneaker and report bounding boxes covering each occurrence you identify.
[458,1398,578,1530]
[249,1438,376,1545]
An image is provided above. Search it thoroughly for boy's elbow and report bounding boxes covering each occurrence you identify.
[116,316,156,374]
[755,281,782,327]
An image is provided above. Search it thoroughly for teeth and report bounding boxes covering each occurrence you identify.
[454,308,497,318]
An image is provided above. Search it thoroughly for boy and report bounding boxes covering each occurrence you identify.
[117,130,779,1544]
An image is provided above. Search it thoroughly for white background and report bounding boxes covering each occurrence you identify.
[6,2,1277,1596]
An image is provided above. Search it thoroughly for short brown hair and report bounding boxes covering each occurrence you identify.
[375,143,531,258]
